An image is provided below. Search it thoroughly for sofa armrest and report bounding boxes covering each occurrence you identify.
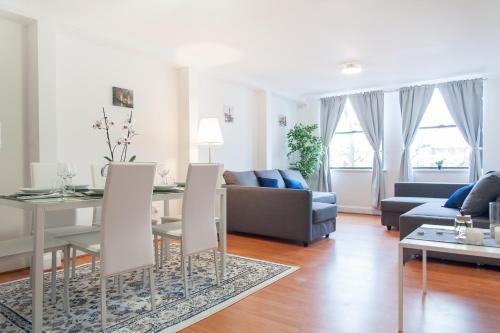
[394,182,467,198]
[225,186,313,242]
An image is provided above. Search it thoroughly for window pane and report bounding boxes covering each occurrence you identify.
[419,90,456,127]
[335,99,362,132]
[411,127,470,167]
[330,133,374,168]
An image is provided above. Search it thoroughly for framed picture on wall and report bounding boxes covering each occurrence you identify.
[112,87,134,108]
[223,105,234,123]
[278,114,287,127]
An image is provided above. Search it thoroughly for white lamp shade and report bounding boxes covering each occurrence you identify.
[196,118,224,145]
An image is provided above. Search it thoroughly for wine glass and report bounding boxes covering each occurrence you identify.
[157,164,169,185]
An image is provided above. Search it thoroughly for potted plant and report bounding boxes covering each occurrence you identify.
[435,159,444,170]
[93,107,137,175]
[287,123,324,179]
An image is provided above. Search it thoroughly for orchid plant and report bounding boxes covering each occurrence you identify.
[93,108,137,168]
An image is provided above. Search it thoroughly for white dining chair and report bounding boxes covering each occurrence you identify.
[157,163,223,266]
[31,163,99,278]
[0,236,70,313]
[60,163,157,331]
[152,163,220,297]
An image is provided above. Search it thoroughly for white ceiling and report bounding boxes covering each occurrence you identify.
[7,0,500,98]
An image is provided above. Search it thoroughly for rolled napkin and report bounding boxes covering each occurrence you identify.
[465,228,484,245]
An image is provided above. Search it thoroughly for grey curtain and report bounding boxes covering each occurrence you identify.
[399,85,435,181]
[318,95,347,192]
[439,79,483,181]
[350,91,385,209]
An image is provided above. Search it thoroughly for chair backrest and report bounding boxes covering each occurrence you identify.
[182,163,220,256]
[100,162,156,277]
[30,162,77,228]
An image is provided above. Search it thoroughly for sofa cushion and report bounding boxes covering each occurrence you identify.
[312,191,337,204]
[461,172,500,216]
[223,170,259,187]
[443,183,475,208]
[258,177,279,188]
[279,169,309,189]
[312,202,337,224]
[402,202,460,219]
[283,177,304,189]
[255,169,285,188]
[381,197,446,213]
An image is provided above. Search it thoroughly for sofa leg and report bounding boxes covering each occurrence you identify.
[325,234,330,238]
[303,241,309,247]
[386,225,392,231]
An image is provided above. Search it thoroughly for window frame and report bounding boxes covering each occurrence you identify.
[411,123,469,170]
[329,130,383,170]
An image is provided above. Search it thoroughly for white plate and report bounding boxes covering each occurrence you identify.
[175,182,185,187]
[74,184,90,191]
[88,188,104,194]
[154,185,177,191]
[19,187,52,194]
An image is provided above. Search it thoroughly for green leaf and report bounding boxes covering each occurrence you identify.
[129,155,137,162]
[104,156,112,162]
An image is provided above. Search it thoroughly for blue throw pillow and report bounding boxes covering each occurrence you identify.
[443,183,475,209]
[283,177,304,189]
[258,177,279,188]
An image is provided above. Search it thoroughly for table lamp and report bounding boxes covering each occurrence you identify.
[196,118,224,163]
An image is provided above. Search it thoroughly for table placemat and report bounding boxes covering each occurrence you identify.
[407,226,500,248]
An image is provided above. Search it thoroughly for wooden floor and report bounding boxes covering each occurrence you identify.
[2,213,500,333]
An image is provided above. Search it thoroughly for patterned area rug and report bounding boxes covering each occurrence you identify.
[0,245,297,332]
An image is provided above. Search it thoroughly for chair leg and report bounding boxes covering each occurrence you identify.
[182,256,189,298]
[71,247,77,278]
[149,266,156,311]
[143,268,148,289]
[100,277,107,331]
[91,256,96,273]
[213,249,220,285]
[51,250,57,304]
[154,235,159,270]
[160,237,164,268]
[188,255,192,276]
[63,246,70,315]
[118,275,123,297]
[165,237,170,261]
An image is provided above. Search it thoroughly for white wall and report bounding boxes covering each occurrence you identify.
[55,30,179,180]
[196,75,260,170]
[0,16,28,271]
[300,79,500,214]
[269,94,299,170]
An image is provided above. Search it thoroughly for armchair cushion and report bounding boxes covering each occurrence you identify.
[461,172,500,216]
[279,169,309,189]
[312,191,337,204]
[255,169,286,188]
[258,177,279,188]
[312,202,337,224]
[284,177,305,189]
[223,170,259,187]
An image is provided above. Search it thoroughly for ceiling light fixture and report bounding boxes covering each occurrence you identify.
[341,62,362,75]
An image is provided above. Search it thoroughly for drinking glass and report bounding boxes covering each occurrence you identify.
[490,202,500,236]
[157,164,169,185]
[455,215,472,239]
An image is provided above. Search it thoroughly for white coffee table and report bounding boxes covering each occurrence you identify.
[398,224,500,332]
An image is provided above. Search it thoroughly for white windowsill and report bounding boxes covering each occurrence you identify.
[330,168,388,173]
[413,168,468,173]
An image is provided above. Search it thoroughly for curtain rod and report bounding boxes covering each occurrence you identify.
[320,77,488,98]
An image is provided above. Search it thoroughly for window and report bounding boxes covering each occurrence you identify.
[411,90,470,168]
[329,99,374,168]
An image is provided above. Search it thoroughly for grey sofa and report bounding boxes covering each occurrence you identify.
[382,182,499,265]
[381,182,467,230]
[223,169,337,246]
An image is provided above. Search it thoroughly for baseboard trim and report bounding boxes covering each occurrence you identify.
[338,205,381,216]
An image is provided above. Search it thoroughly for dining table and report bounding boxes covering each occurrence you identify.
[0,187,227,333]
